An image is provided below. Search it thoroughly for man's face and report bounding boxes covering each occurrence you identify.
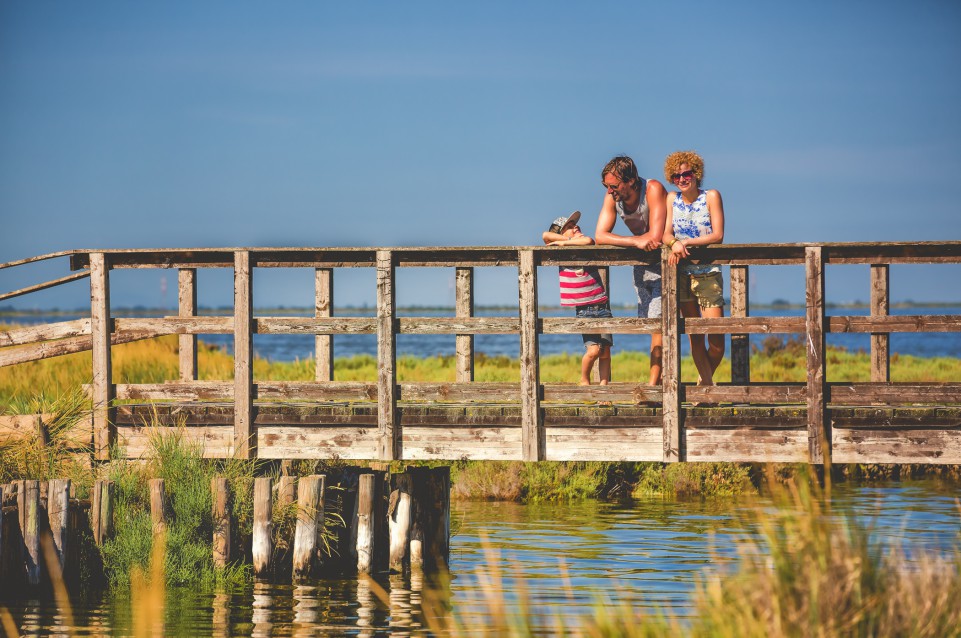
[602,172,632,202]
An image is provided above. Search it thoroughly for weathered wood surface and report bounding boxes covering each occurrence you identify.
[661,248,681,462]
[870,264,889,383]
[19,480,41,585]
[252,477,273,577]
[730,265,750,384]
[149,478,167,537]
[0,271,90,303]
[0,319,91,347]
[234,251,254,459]
[315,268,334,382]
[211,478,231,569]
[455,267,475,383]
[518,250,543,461]
[47,478,71,575]
[805,247,827,464]
[90,253,113,460]
[376,250,398,461]
[0,328,158,368]
[178,269,198,381]
[292,475,325,579]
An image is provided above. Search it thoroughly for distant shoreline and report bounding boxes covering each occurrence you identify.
[2,300,960,317]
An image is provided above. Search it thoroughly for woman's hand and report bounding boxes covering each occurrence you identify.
[668,239,689,265]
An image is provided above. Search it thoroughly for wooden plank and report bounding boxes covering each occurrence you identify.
[0,319,91,347]
[234,251,254,459]
[397,317,520,334]
[0,414,88,448]
[90,253,114,461]
[0,271,90,303]
[518,250,543,461]
[683,316,806,334]
[540,317,660,334]
[805,246,827,464]
[827,315,961,333]
[661,254,681,462]
[686,383,807,404]
[0,329,159,368]
[178,269,198,381]
[832,429,961,464]
[0,249,76,271]
[829,383,961,405]
[113,316,233,334]
[686,428,810,463]
[376,250,398,461]
[315,268,334,382]
[730,265,750,384]
[455,267,475,382]
[255,317,377,334]
[545,427,663,461]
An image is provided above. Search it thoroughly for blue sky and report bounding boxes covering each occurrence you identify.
[2,0,960,311]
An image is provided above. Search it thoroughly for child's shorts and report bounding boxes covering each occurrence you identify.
[575,303,614,349]
[679,271,724,308]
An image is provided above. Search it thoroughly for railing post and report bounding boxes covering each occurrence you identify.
[455,267,475,382]
[730,265,750,385]
[315,268,334,382]
[178,268,198,381]
[870,264,890,383]
[376,250,399,461]
[234,251,254,459]
[90,252,114,460]
[518,250,543,461]
[805,246,828,464]
[661,250,682,462]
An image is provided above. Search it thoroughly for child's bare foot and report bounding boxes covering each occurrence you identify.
[579,380,591,386]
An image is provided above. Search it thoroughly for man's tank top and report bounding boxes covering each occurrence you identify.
[615,177,650,236]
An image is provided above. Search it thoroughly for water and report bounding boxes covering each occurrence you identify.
[4,305,960,362]
[2,480,958,635]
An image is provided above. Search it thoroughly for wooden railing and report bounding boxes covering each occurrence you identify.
[2,242,961,464]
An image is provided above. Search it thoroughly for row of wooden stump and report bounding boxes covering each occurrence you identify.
[0,466,451,591]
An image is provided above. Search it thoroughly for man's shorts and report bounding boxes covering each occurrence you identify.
[575,303,613,349]
[632,264,662,319]
[679,270,724,308]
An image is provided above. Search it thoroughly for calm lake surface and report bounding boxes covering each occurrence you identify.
[4,305,961,362]
[3,480,959,636]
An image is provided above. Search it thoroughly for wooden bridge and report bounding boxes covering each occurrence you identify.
[2,242,960,465]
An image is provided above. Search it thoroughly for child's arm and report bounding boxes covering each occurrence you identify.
[556,234,594,246]
[543,230,567,244]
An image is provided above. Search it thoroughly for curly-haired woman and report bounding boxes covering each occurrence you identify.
[662,150,725,387]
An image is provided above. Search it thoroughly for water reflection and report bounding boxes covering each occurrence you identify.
[0,480,957,635]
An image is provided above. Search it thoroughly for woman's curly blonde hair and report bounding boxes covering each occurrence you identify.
[663,150,705,185]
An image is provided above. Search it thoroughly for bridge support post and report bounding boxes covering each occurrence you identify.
[376,251,399,461]
[211,478,231,569]
[315,268,334,382]
[518,250,544,461]
[253,477,273,577]
[871,264,890,382]
[234,251,254,459]
[47,478,71,579]
[355,471,388,575]
[293,474,325,580]
[178,268,198,381]
[805,247,829,465]
[661,253,682,462]
[455,267,475,382]
[730,265,750,385]
[90,252,114,460]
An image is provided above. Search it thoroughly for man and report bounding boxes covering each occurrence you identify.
[595,155,667,386]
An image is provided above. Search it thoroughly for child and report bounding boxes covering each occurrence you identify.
[542,211,613,385]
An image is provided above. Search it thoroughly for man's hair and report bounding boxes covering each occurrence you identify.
[601,156,641,190]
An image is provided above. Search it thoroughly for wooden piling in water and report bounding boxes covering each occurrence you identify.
[292,474,325,580]
[47,478,71,576]
[19,479,41,585]
[149,478,167,537]
[354,471,387,575]
[388,472,412,574]
[211,478,231,569]
[252,477,273,577]
[91,480,113,546]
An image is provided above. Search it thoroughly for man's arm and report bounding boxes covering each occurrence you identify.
[645,180,667,248]
[595,194,648,248]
